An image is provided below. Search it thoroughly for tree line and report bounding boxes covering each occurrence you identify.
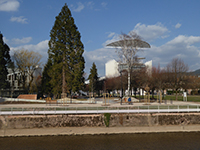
[105,57,199,101]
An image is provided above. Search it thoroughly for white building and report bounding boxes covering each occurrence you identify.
[105,59,152,77]
[144,60,152,76]
[105,59,120,77]
[7,67,42,90]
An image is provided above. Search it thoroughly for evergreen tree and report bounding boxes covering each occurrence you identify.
[48,4,85,98]
[88,62,98,95]
[41,59,53,96]
[0,33,11,89]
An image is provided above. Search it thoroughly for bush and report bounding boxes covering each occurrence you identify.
[104,113,111,127]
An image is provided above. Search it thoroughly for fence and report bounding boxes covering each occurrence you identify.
[0,105,200,115]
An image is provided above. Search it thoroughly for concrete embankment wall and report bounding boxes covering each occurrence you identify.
[1,113,200,129]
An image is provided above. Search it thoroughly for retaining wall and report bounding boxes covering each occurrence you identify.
[1,113,200,129]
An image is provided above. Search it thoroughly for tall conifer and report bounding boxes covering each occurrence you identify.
[88,62,98,95]
[48,4,85,98]
[0,33,11,89]
[41,58,53,96]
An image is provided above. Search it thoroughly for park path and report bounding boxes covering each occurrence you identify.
[1,125,200,137]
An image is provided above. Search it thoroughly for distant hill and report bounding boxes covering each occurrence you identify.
[191,69,200,75]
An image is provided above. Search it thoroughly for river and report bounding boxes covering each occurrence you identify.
[1,132,200,150]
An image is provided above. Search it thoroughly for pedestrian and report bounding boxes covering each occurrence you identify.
[128,97,132,105]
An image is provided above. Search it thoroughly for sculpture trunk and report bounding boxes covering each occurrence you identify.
[128,70,130,96]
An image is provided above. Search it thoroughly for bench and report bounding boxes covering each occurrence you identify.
[17,94,37,100]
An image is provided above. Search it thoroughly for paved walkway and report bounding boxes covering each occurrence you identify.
[0,99,199,108]
[1,125,200,137]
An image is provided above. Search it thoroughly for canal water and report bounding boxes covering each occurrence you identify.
[1,132,200,150]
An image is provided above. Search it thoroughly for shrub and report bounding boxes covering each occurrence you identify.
[104,113,111,127]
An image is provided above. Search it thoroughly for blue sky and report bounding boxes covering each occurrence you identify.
[1,0,200,77]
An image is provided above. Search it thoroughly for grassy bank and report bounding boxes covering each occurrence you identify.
[151,95,200,102]
[133,94,200,102]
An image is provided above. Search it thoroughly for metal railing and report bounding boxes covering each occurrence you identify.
[0,105,200,115]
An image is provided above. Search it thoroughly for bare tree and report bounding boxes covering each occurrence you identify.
[185,75,199,95]
[149,65,167,99]
[105,74,126,96]
[165,58,189,100]
[13,49,42,92]
[131,68,148,98]
[107,31,150,95]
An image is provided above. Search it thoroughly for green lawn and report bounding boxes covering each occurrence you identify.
[134,94,200,102]
[157,95,200,102]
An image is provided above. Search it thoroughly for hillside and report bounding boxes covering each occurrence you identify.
[192,69,200,75]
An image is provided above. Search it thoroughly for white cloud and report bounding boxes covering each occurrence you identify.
[71,1,107,12]
[175,23,181,29]
[161,35,170,39]
[142,35,200,71]
[103,34,120,47]
[133,22,169,41]
[10,40,49,63]
[104,23,169,48]
[86,40,92,44]
[84,48,117,76]
[0,0,19,11]
[11,37,32,44]
[87,1,94,9]
[107,32,115,38]
[167,35,200,46]
[71,2,84,12]
[2,37,31,46]
[101,2,107,8]
[10,16,28,24]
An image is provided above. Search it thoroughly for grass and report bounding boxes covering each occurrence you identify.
[134,94,200,103]
[163,95,200,102]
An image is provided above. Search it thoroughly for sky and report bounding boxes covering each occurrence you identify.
[1,0,200,77]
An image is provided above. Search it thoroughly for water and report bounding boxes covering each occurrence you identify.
[1,132,200,150]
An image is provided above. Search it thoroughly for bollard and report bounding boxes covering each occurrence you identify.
[165,99,167,104]
[170,99,173,104]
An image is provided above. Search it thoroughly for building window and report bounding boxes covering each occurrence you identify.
[14,74,17,80]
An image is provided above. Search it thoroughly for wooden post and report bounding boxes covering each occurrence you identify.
[160,91,162,103]
[157,92,159,103]
[102,92,110,106]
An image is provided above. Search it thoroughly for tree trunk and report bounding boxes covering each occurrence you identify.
[134,87,137,98]
[152,89,154,99]
[175,90,178,101]
[62,66,66,94]
[62,55,66,98]
[128,70,130,95]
